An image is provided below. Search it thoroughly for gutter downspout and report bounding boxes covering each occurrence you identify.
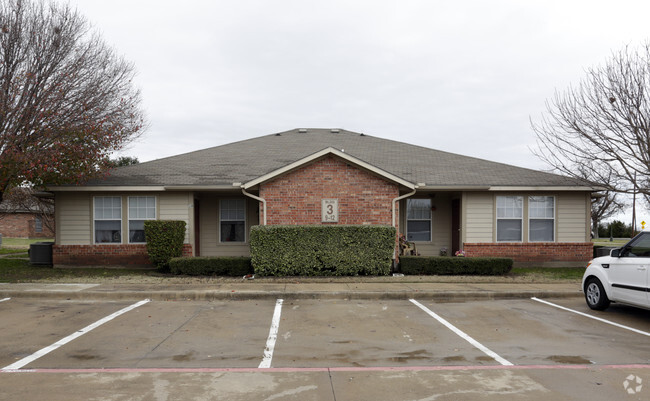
[242,188,267,225]
[392,188,417,228]
[392,188,417,262]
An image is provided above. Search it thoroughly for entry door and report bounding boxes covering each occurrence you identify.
[609,233,650,306]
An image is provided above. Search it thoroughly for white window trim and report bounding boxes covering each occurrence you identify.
[528,195,555,242]
[93,196,123,244]
[496,195,523,243]
[127,196,157,244]
[406,198,433,243]
[219,199,247,243]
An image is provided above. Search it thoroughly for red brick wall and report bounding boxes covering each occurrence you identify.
[464,242,593,263]
[260,156,399,226]
[53,244,193,266]
[0,213,54,238]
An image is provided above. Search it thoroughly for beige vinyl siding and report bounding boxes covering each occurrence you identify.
[198,195,258,257]
[55,192,91,245]
[159,193,192,243]
[556,192,589,242]
[463,191,589,243]
[464,192,493,243]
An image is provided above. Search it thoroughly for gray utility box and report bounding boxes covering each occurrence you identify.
[29,242,54,266]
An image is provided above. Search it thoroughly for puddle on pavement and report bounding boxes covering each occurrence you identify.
[389,349,432,363]
[69,352,103,361]
[173,351,195,362]
[442,355,467,362]
[546,355,592,364]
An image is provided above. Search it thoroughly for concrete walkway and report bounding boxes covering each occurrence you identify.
[0,280,583,301]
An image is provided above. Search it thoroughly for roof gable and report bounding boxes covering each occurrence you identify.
[242,147,416,190]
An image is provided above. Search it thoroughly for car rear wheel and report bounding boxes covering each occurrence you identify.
[585,277,610,310]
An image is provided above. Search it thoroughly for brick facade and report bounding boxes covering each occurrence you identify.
[0,212,55,238]
[53,244,193,266]
[463,242,593,264]
[260,156,400,226]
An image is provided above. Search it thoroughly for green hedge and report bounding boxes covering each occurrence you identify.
[144,220,186,269]
[169,257,253,276]
[250,225,396,276]
[400,256,513,275]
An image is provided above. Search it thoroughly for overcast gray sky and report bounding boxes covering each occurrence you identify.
[71,0,650,176]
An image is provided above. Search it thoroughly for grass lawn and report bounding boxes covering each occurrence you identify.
[1,237,54,249]
[0,259,163,283]
[0,248,28,255]
[591,238,629,247]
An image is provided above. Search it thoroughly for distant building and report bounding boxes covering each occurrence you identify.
[0,188,54,239]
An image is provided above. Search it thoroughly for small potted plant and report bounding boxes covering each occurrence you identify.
[455,250,466,257]
[439,247,448,256]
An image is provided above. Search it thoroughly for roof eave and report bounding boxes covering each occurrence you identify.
[488,185,601,192]
[46,186,167,192]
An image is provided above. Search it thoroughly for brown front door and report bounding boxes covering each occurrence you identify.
[452,198,460,254]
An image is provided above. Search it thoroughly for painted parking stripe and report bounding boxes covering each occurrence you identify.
[410,299,513,366]
[259,299,284,369]
[531,297,650,337]
[0,298,10,303]
[1,299,150,371]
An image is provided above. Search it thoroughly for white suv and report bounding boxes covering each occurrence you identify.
[582,231,650,311]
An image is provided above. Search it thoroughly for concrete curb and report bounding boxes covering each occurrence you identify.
[0,289,583,302]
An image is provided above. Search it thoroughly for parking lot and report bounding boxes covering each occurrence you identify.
[2,296,650,400]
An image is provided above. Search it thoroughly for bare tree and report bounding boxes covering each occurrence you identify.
[0,0,146,203]
[591,190,626,238]
[531,42,650,205]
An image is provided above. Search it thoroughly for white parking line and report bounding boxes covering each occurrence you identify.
[259,298,283,369]
[0,298,10,303]
[531,297,650,337]
[1,299,150,371]
[410,299,513,366]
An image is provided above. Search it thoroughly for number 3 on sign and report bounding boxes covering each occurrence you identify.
[322,199,339,223]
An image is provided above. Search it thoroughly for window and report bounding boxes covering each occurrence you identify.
[407,198,431,242]
[220,199,245,242]
[529,196,554,242]
[35,216,43,233]
[94,197,122,243]
[497,196,522,242]
[128,196,156,243]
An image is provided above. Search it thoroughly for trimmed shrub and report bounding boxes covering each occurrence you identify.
[169,257,253,276]
[250,225,396,276]
[400,256,513,275]
[144,220,186,269]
